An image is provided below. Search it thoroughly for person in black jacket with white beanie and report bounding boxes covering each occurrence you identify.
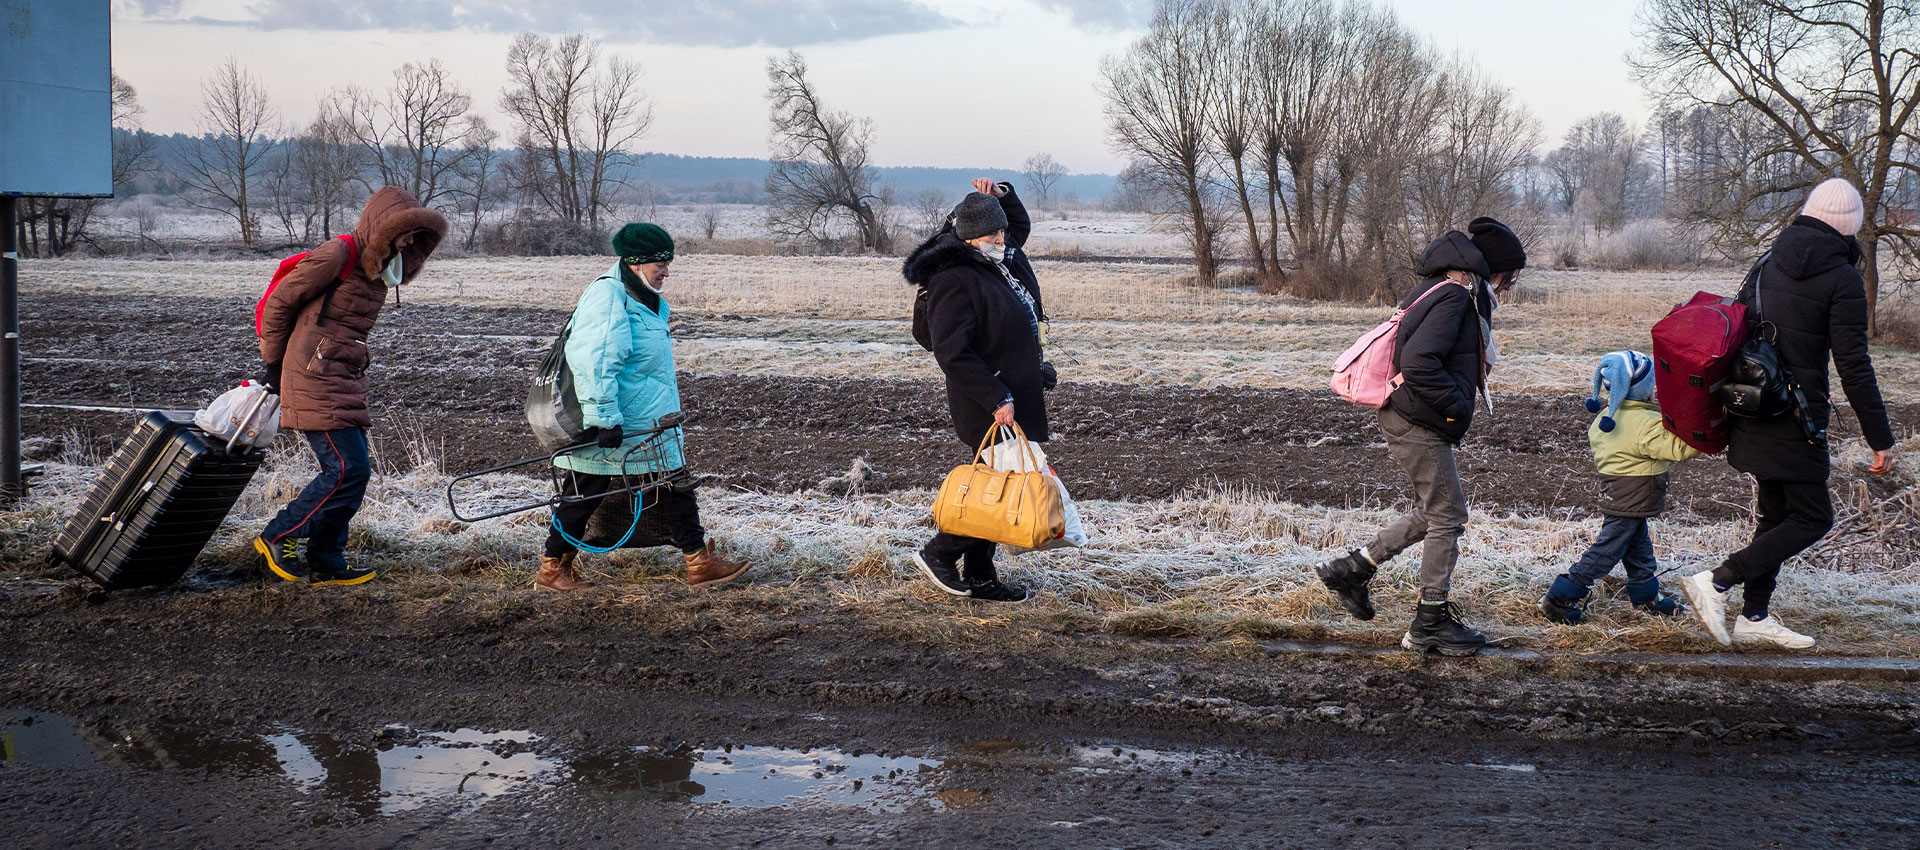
[1317,218,1526,656]
[1680,179,1898,650]
[900,190,1051,603]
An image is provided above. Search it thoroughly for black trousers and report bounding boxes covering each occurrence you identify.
[923,532,999,581]
[1712,479,1834,617]
[544,470,705,558]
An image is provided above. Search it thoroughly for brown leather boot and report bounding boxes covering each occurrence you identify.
[684,541,749,588]
[535,553,594,592]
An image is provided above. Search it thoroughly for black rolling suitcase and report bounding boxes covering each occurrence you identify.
[52,411,266,590]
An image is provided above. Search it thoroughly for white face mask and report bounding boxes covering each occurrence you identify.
[381,252,406,287]
[974,241,1005,263]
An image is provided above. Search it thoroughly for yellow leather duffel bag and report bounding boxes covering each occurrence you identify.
[931,424,1065,550]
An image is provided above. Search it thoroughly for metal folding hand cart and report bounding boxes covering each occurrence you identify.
[445,412,690,524]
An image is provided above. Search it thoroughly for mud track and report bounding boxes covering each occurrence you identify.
[4,585,1920,848]
[24,293,1909,518]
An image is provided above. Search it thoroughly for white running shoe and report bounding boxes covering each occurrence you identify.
[1732,614,1816,650]
[1679,571,1731,646]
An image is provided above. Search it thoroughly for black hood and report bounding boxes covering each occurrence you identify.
[903,230,991,286]
[1771,215,1861,281]
[1414,231,1490,279]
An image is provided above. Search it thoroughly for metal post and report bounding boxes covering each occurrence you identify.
[0,194,20,504]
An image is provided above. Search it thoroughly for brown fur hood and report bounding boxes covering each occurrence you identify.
[351,187,449,282]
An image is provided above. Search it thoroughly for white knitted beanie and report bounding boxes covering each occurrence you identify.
[1801,178,1864,236]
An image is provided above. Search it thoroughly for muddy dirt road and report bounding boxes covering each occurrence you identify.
[27,293,1907,518]
[5,586,1920,849]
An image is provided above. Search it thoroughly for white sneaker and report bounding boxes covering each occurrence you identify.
[1732,614,1816,650]
[1679,571,1731,646]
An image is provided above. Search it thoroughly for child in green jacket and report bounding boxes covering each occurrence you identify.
[1540,350,1703,624]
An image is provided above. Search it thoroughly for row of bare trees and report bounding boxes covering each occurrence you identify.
[42,33,653,256]
[1101,0,1541,295]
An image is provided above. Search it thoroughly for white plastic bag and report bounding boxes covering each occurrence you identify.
[985,429,1087,552]
[194,381,281,450]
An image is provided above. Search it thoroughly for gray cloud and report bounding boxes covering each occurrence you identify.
[142,0,958,48]
[1028,0,1154,29]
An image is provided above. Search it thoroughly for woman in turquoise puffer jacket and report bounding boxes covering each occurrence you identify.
[536,223,749,591]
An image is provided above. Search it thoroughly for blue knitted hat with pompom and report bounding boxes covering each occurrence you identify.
[1585,350,1655,432]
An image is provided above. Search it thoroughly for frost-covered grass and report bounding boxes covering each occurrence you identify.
[9,438,1918,657]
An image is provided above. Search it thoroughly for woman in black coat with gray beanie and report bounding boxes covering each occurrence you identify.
[900,191,1049,603]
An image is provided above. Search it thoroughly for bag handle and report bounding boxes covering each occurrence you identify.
[1735,252,1777,342]
[972,421,1042,472]
[225,389,273,453]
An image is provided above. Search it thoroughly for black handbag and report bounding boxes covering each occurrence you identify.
[1720,256,1826,443]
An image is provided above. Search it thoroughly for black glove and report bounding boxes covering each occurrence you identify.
[257,362,282,394]
[1039,361,1058,392]
[593,425,625,448]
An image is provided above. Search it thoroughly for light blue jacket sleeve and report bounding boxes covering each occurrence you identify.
[565,277,632,429]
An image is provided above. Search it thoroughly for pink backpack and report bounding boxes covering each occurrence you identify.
[1330,279,1466,408]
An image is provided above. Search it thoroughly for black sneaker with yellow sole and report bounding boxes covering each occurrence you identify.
[254,535,309,584]
[309,563,377,587]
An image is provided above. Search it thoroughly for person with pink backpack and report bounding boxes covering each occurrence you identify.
[1318,218,1525,656]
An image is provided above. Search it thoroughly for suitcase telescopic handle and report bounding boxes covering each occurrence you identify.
[226,391,274,454]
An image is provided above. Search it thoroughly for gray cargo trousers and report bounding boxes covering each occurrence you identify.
[1365,406,1469,601]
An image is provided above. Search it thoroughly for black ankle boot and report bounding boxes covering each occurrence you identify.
[1402,600,1487,656]
[1316,550,1377,621]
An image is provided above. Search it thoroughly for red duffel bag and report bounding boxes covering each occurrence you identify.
[1651,291,1749,454]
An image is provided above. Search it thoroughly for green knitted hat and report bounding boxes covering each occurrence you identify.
[612,223,675,264]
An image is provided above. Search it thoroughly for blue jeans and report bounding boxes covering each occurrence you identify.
[262,428,371,569]
[1569,515,1660,601]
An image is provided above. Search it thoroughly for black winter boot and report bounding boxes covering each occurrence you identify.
[1538,575,1590,625]
[1402,600,1487,657]
[1316,550,1377,621]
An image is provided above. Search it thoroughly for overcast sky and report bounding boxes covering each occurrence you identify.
[109,0,1653,174]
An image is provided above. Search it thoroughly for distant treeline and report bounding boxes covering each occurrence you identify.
[117,136,1115,208]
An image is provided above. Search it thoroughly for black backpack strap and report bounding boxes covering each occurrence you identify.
[1735,253,1769,312]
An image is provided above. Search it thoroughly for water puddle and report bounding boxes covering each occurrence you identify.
[565,744,938,810]
[2,710,941,817]
[4,709,1243,819]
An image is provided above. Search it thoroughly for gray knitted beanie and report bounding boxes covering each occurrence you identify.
[950,192,1009,240]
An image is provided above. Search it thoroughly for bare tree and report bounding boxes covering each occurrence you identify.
[1345,12,1448,294]
[1410,65,1540,241]
[454,117,502,252]
[1539,112,1648,233]
[1253,0,1366,278]
[1101,0,1221,281]
[1020,153,1070,209]
[175,57,279,246]
[1204,2,1271,279]
[330,60,489,209]
[300,110,364,239]
[698,205,721,240]
[763,51,891,252]
[1099,0,1538,299]
[500,33,653,231]
[1635,0,1920,327]
[909,187,952,237]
